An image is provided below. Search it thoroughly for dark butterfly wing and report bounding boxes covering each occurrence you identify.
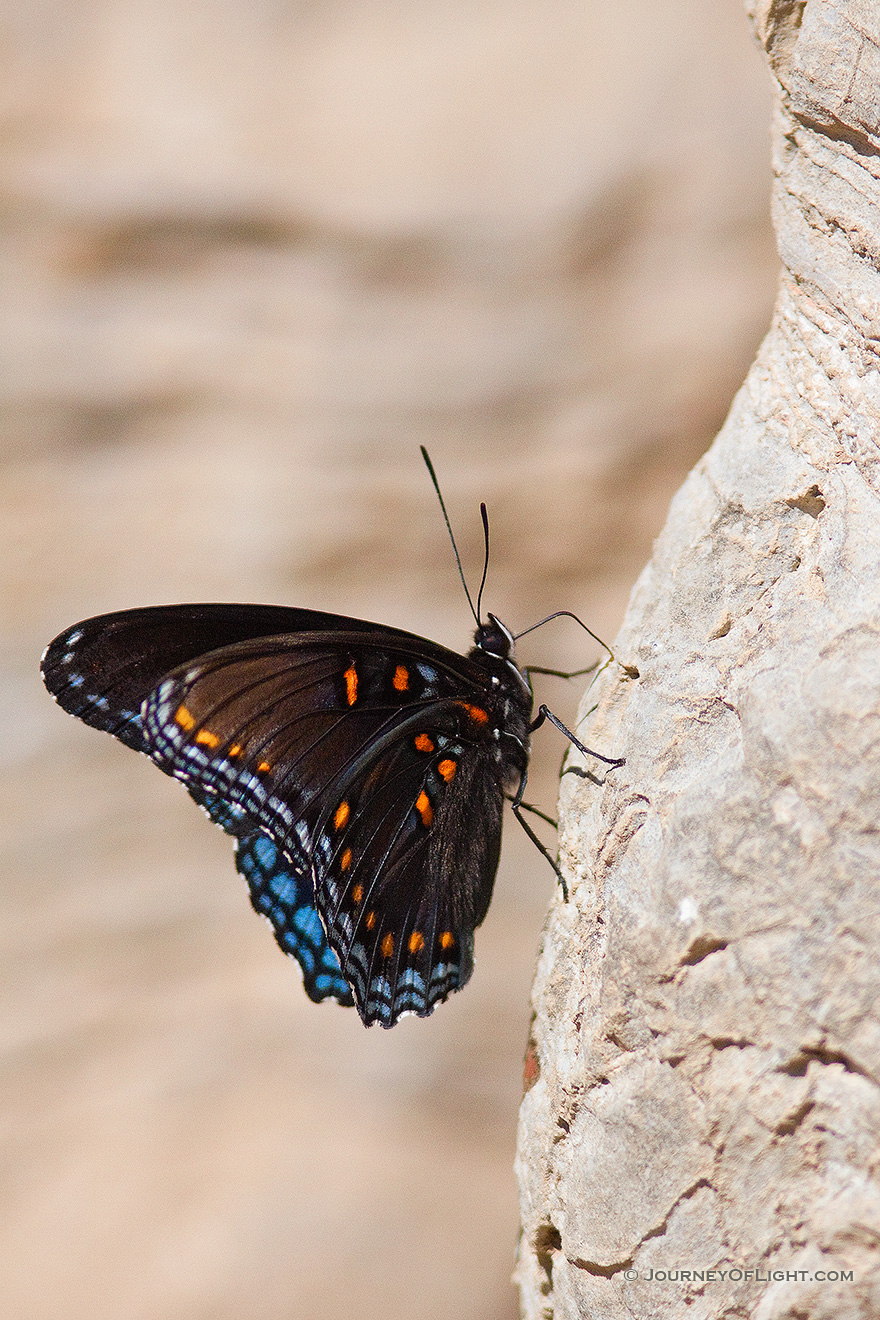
[314,720,504,1024]
[40,604,399,753]
[41,605,424,1010]
[42,604,511,1025]
[138,631,508,1025]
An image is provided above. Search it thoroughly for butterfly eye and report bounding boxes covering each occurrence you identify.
[474,622,511,656]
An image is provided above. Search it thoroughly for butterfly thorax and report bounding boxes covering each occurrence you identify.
[467,614,533,789]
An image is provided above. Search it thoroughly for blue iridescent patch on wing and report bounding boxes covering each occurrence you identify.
[235,832,354,1007]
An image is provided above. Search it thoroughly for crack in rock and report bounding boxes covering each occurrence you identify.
[778,1042,876,1083]
[569,1177,715,1278]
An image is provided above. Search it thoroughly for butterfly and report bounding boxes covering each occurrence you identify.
[41,451,623,1027]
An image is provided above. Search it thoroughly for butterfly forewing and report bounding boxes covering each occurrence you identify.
[41,604,395,752]
[140,633,475,837]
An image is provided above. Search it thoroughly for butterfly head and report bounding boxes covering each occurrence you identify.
[470,613,531,703]
[472,613,515,659]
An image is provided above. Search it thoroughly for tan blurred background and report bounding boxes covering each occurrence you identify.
[2,3,777,1317]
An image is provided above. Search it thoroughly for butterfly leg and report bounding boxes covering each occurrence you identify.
[523,662,600,681]
[529,705,625,769]
[509,710,624,898]
[506,796,558,831]
[509,770,569,900]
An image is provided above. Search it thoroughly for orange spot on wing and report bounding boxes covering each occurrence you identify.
[340,847,352,871]
[408,931,425,953]
[437,758,457,782]
[414,733,434,753]
[415,790,433,827]
[334,801,350,830]
[352,883,363,904]
[365,910,377,930]
[195,728,219,748]
[228,744,242,758]
[257,760,271,773]
[344,664,358,705]
[175,704,195,731]
[381,932,394,958]
[457,701,489,725]
[439,931,455,950]
[393,664,409,691]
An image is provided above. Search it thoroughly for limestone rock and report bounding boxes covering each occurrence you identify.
[516,3,880,1316]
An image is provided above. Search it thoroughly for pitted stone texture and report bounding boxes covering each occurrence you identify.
[517,3,880,1316]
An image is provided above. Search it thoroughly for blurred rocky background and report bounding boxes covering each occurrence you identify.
[2,2,776,1317]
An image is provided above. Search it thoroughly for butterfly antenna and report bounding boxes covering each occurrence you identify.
[420,446,480,626]
[475,503,490,625]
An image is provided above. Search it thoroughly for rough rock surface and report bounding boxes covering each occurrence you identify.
[516,3,880,1317]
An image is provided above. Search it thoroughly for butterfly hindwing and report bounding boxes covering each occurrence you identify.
[315,720,505,1024]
